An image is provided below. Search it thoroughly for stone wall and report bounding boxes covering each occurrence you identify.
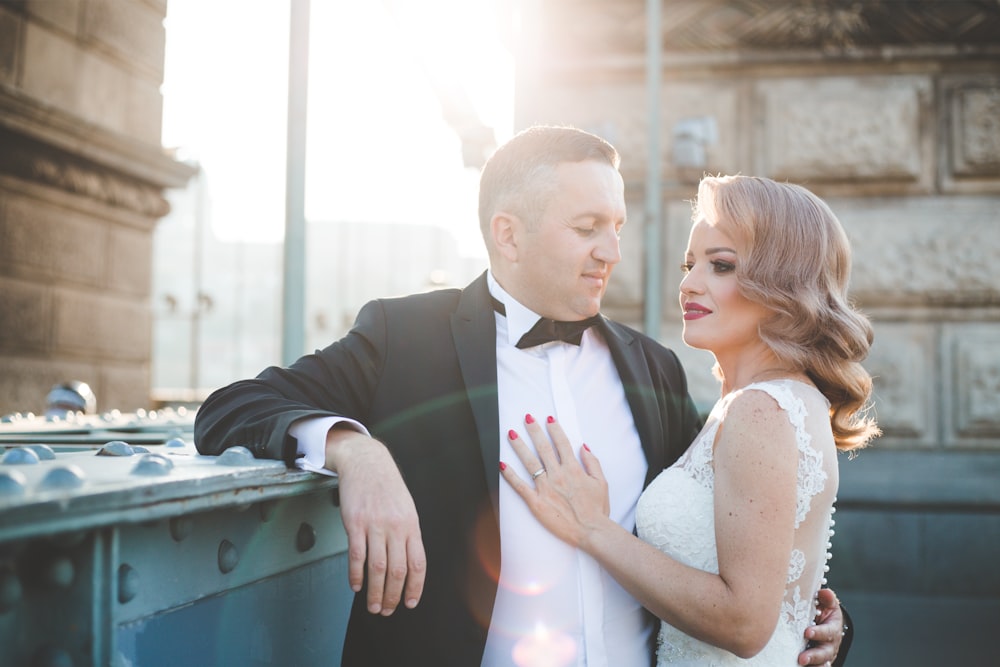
[510,1,1000,663]
[0,0,194,414]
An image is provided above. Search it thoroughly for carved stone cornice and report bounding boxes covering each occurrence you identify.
[661,0,1000,51]
[530,0,1000,63]
[0,131,173,218]
[0,84,196,218]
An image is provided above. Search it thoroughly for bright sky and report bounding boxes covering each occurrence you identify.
[161,0,514,257]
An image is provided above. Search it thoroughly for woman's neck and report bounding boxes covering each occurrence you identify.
[716,352,807,396]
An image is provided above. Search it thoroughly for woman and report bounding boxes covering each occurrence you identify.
[501,174,879,665]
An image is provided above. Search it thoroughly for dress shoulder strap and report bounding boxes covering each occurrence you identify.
[736,380,828,527]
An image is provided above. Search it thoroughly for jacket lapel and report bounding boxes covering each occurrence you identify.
[600,320,668,487]
[450,277,667,517]
[452,272,502,518]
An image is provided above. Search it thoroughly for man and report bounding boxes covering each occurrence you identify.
[195,126,847,666]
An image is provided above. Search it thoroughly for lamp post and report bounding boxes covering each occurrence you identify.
[282,0,310,365]
[643,0,663,339]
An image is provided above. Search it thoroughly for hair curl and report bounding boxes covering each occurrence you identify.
[695,175,880,452]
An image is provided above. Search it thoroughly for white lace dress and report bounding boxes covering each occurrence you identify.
[636,380,839,666]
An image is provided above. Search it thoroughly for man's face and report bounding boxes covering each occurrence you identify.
[507,160,626,321]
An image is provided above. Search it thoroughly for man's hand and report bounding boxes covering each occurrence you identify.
[798,588,845,666]
[325,428,426,616]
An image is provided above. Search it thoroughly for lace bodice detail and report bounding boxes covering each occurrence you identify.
[636,380,839,665]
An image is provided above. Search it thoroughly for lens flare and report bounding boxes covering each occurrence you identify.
[511,622,576,667]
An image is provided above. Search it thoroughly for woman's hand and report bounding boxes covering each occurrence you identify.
[500,414,611,549]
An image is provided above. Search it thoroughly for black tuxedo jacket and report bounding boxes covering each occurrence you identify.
[195,272,703,666]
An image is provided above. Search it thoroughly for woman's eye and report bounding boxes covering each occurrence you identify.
[680,262,693,274]
[711,260,736,274]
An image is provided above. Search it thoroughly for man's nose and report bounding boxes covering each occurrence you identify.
[594,229,622,264]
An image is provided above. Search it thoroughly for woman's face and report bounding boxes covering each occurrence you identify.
[679,218,770,357]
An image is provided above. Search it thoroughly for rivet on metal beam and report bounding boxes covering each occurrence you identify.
[169,516,193,542]
[218,539,239,574]
[118,564,138,604]
[131,454,174,477]
[216,446,255,466]
[0,470,27,498]
[258,500,279,522]
[96,441,135,457]
[296,523,316,553]
[45,557,75,588]
[0,567,23,613]
[164,437,188,450]
[28,444,56,460]
[39,465,85,491]
[2,447,40,465]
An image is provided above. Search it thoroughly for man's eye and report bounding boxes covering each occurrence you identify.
[712,260,736,274]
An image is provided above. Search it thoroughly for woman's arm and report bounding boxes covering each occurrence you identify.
[502,395,800,658]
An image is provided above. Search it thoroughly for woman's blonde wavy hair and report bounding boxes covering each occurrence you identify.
[694,175,880,452]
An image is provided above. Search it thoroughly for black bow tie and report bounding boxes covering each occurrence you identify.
[492,297,601,349]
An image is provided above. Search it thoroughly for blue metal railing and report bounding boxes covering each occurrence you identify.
[0,410,351,667]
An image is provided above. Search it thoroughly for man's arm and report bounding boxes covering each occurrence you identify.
[323,426,426,616]
[193,300,426,614]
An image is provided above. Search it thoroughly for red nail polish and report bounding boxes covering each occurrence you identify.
[508,429,518,440]
[525,414,535,424]
[547,415,554,424]
[582,443,590,452]
[499,461,507,471]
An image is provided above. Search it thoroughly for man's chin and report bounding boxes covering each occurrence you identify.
[574,300,602,320]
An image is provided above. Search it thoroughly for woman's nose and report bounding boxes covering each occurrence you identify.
[679,269,701,294]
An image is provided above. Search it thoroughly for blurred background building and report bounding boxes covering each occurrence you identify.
[1,1,998,664]
[0,0,196,411]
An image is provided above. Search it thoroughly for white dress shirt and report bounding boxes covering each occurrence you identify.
[292,273,653,666]
[482,273,651,667]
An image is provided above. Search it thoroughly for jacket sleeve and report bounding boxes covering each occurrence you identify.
[831,603,854,667]
[193,299,388,464]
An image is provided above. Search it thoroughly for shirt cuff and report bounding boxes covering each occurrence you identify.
[288,416,368,477]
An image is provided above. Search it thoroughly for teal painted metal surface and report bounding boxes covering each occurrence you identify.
[0,410,352,666]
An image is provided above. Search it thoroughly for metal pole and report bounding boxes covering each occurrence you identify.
[643,0,663,338]
[191,169,204,390]
[283,0,310,365]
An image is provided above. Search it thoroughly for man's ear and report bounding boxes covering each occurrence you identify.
[490,212,520,262]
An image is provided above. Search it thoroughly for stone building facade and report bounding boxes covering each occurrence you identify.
[510,1,999,663]
[0,0,194,414]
